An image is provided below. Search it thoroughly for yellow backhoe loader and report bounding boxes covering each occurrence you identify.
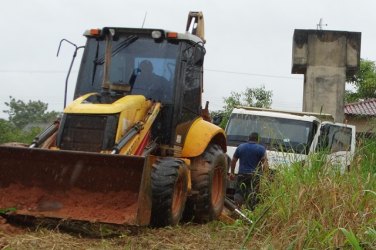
[0,12,227,227]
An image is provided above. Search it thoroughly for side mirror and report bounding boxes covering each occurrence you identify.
[212,114,223,126]
[193,46,205,66]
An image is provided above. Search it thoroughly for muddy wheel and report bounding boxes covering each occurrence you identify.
[151,158,188,227]
[185,144,227,222]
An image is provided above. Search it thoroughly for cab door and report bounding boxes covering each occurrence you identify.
[317,122,356,172]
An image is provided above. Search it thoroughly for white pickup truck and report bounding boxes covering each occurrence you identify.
[225,107,356,173]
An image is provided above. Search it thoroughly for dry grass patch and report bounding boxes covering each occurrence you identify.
[1,221,250,250]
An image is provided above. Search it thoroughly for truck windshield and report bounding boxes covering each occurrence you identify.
[75,34,180,104]
[226,113,315,154]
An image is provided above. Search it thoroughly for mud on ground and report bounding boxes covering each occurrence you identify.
[0,217,25,235]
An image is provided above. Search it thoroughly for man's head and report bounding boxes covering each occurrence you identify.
[139,60,153,74]
[249,132,260,142]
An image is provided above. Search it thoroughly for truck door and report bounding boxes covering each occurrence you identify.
[317,122,356,172]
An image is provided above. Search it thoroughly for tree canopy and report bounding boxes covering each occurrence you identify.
[346,59,376,103]
[1,97,60,144]
[3,96,60,129]
[213,85,273,128]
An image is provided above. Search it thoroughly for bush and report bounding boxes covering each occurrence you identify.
[0,119,41,144]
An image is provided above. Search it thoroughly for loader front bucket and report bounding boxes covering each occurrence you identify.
[0,146,152,226]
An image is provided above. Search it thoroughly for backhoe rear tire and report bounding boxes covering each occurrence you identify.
[184,144,227,223]
[151,158,188,227]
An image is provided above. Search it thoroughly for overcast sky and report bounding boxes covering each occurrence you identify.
[1,0,375,119]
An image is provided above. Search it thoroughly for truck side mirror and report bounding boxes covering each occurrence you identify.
[212,114,223,125]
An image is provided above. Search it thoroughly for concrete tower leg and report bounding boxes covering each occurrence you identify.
[292,30,361,122]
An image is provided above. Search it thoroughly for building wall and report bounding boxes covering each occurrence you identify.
[345,115,376,134]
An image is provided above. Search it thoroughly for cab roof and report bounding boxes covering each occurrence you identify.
[83,27,204,44]
[231,107,322,123]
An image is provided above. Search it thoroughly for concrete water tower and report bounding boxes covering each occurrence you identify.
[292,29,361,122]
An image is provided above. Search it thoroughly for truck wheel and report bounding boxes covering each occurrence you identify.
[185,144,227,222]
[151,158,188,227]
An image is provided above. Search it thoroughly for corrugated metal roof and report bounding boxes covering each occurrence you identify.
[344,99,376,116]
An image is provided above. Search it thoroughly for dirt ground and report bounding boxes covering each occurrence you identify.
[0,217,25,235]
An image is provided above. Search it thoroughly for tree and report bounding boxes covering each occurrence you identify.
[346,59,376,103]
[0,119,40,144]
[213,85,273,128]
[3,96,60,129]
[242,86,272,108]
[1,97,60,144]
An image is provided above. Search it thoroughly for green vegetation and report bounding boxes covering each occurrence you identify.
[212,85,273,128]
[0,97,59,144]
[346,58,376,103]
[0,208,16,214]
[247,137,376,249]
[0,119,41,144]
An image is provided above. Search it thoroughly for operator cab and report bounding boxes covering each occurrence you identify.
[74,27,206,146]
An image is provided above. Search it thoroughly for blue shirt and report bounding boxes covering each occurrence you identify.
[234,142,266,174]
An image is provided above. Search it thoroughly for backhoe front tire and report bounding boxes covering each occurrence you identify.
[185,144,227,223]
[151,158,188,227]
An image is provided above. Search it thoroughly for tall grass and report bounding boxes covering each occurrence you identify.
[243,138,376,249]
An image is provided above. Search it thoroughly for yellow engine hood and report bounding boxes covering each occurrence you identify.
[64,93,150,114]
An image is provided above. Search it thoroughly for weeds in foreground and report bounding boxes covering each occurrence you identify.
[245,138,376,249]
